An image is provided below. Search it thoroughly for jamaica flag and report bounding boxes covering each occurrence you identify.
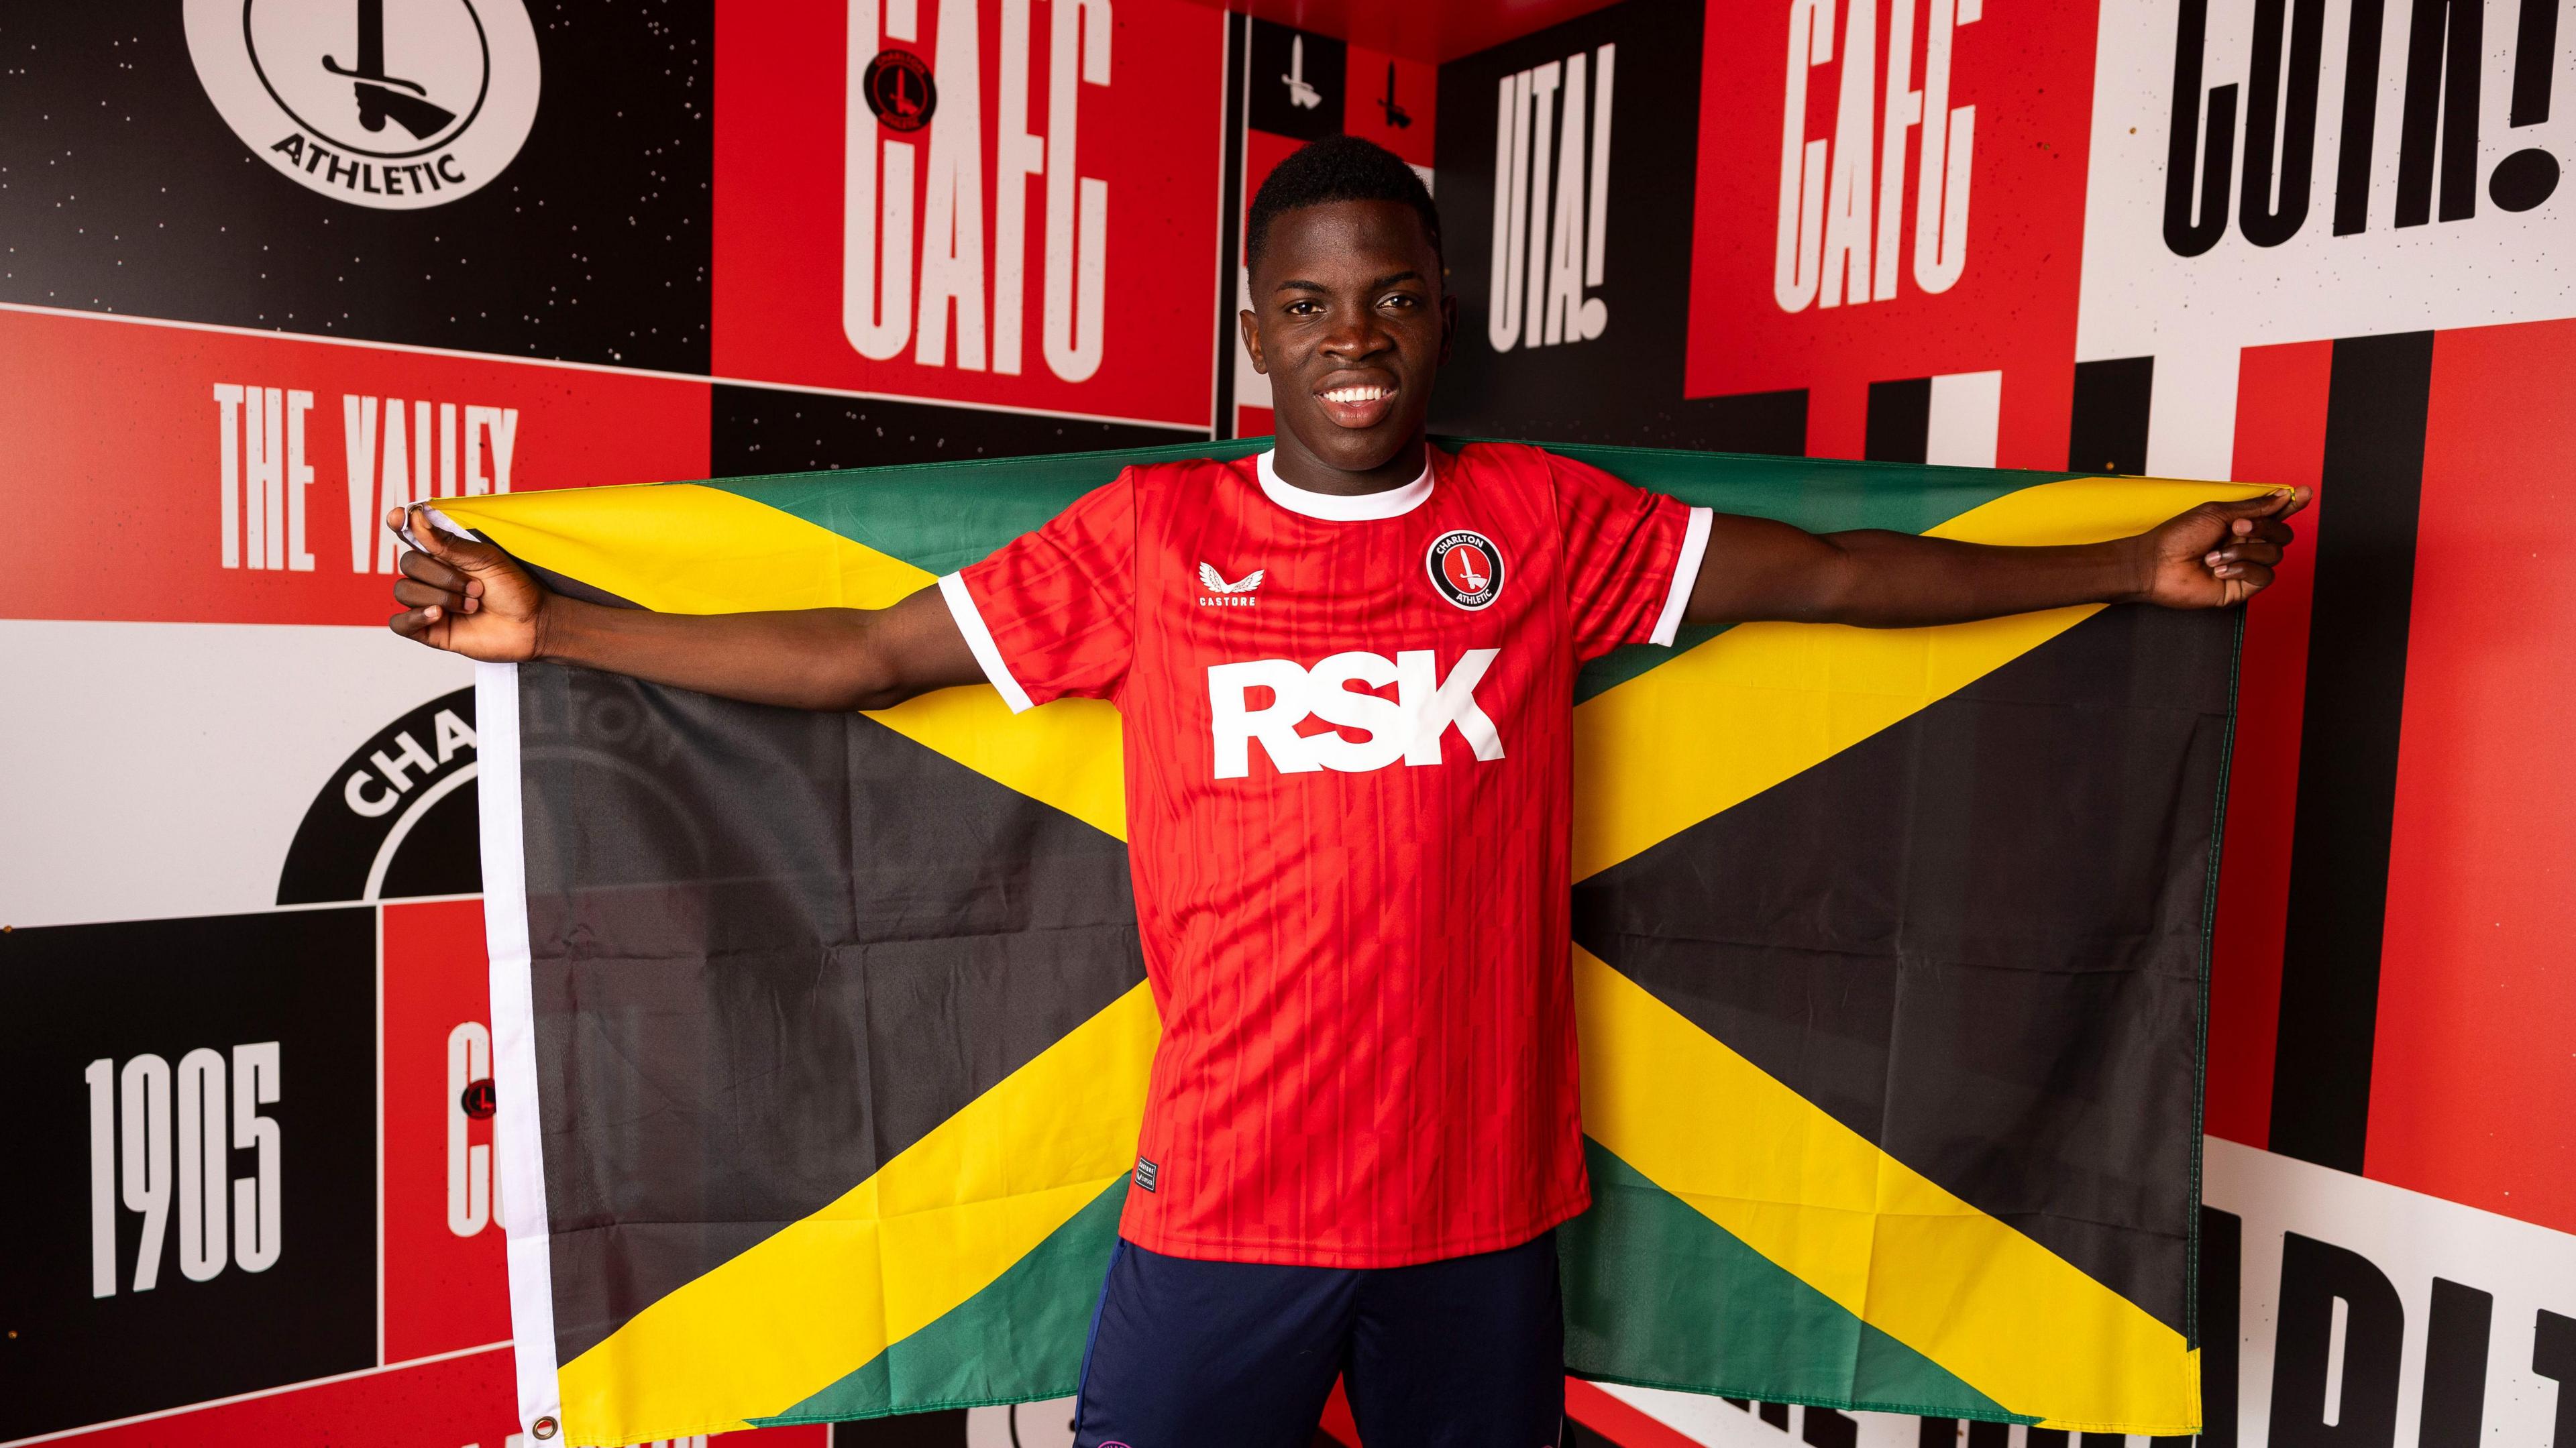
[437,441,2254,1447]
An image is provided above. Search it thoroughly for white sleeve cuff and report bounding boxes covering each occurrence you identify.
[1648,506,1713,648]
[937,571,1037,714]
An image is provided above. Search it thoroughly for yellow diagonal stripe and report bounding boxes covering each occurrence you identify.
[551,979,1162,1447]
[1572,604,2094,880]
[434,483,930,616]
[1574,474,2268,883]
[435,484,1127,840]
[1573,944,2198,1433]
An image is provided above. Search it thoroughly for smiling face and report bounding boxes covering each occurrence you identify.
[1240,199,1455,493]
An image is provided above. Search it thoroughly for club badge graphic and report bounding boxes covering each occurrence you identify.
[861,48,936,132]
[184,0,541,209]
[276,687,482,904]
[1426,530,1506,610]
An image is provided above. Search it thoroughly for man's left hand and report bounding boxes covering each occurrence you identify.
[2134,488,2312,608]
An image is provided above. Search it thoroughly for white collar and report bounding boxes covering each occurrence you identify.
[1255,448,1435,521]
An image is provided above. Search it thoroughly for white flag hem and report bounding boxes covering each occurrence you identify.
[474,659,564,1441]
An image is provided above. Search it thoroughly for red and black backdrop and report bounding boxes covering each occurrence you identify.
[4,3,2571,1446]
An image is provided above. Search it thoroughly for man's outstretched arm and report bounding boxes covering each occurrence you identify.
[1682,488,2311,628]
[383,505,985,711]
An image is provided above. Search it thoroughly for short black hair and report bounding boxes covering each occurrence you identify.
[1245,135,1442,274]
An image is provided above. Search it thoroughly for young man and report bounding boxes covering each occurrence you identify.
[388,137,2303,1447]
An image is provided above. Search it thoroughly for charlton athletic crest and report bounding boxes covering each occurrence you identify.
[1426,530,1505,611]
[184,0,541,210]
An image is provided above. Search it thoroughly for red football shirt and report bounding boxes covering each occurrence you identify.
[941,442,1709,1267]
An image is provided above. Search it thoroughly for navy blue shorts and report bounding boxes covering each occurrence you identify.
[1069,1231,1565,1448]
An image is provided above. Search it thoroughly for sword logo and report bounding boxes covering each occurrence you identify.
[1377,62,1411,129]
[321,0,460,140]
[1281,35,1321,110]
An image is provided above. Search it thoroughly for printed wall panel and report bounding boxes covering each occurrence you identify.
[0,3,714,372]
[5,0,2574,1443]
[0,909,380,1441]
[382,898,513,1363]
[2366,317,2576,1231]
[1432,0,1813,453]
[2077,0,2576,478]
[1,3,1220,1443]
[1682,0,2102,468]
[710,0,1230,431]
[2204,1137,2576,1448]
[0,620,473,930]
[2200,337,2332,1152]
[0,308,712,628]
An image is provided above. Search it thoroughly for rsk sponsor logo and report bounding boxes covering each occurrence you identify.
[845,0,1113,381]
[1208,649,1505,779]
[183,0,541,209]
[1487,44,1617,351]
[1772,0,1980,313]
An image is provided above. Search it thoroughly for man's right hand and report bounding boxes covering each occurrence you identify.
[387,505,547,661]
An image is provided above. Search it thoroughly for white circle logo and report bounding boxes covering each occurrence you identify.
[184,0,540,209]
[1426,529,1507,611]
